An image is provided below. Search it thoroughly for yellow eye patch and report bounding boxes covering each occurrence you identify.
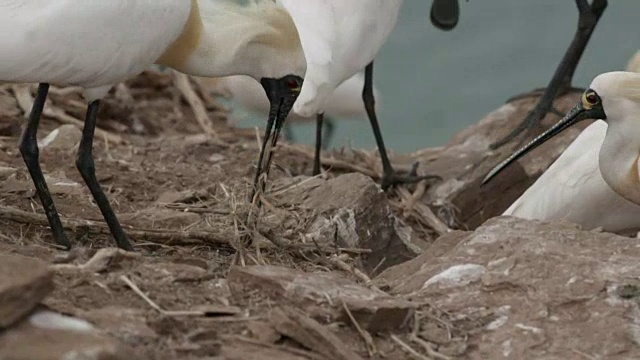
[582,90,599,109]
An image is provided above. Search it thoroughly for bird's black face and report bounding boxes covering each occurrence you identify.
[260,75,303,127]
[482,88,607,185]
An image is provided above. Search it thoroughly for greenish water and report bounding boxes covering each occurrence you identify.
[232,1,640,153]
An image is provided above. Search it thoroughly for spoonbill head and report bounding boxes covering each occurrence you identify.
[484,71,640,206]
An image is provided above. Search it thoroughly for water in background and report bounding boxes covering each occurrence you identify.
[229,0,640,153]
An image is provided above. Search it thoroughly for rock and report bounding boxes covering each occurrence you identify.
[247,321,281,344]
[276,173,421,275]
[2,172,83,197]
[228,265,415,332]
[413,93,593,230]
[0,254,53,328]
[377,216,640,359]
[0,310,137,359]
[220,335,318,360]
[269,307,364,360]
[0,165,17,180]
[120,207,201,228]
[155,189,209,204]
[39,124,82,151]
[78,306,158,344]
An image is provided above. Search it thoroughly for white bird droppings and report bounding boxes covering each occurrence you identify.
[422,264,486,290]
[30,310,95,332]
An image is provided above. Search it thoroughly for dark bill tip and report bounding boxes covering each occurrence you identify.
[430,0,460,31]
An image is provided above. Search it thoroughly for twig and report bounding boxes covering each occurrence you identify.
[172,71,218,137]
[120,275,205,316]
[402,179,428,216]
[396,187,449,236]
[410,335,451,360]
[390,335,430,360]
[0,205,231,247]
[328,254,384,294]
[280,144,379,178]
[220,335,326,360]
[342,300,377,357]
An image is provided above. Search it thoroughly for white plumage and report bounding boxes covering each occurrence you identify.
[0,1,190,99]
[503,54,640,233]
[504,120,640,233]
[279,0,402,117]
[275,0,431,188]
[0,0,306,99]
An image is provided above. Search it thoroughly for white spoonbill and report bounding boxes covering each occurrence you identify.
[278,0,438,189]
[484,72,640,222]
[1,0,306,250]
[491,0,608,149]
[204,72,380,161]
[500,52,640,233]
[502,120,640,233]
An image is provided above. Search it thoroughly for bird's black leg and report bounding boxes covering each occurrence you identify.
[322,117,335,149]
[76,100,133,251]
[312,113,324,176]
[363,62,440,191]
[18,83,71,249]
[490,0,607,149]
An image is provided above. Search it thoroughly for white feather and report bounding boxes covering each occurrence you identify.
[277,0,403,117]
[504,120,640,233]
[0,0,190,98]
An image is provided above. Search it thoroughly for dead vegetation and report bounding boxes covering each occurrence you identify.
[0,68,606,358]
[0,70,464,359]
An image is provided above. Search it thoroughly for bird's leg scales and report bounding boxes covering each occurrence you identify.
[363,62,441,191]
[490,0,607,150]
[18,83,71,249]
[76,100,133,251]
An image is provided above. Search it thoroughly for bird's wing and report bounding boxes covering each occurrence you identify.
[504,121,607,224]
[0,0,189,88]
[277,0,336,66]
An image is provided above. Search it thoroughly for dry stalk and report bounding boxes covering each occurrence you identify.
[341,300,377,357]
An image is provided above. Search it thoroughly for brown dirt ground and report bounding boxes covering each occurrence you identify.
[0,71,457,359]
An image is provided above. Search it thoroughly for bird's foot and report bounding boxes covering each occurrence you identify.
[380,163,441,191]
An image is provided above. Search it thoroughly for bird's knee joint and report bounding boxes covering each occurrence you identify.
[18,139,39,160]
[75,156,94,174]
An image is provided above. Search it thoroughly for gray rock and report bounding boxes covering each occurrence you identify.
[0,254,53,328]
[228,265,415,332]
[276,173,421,275]
[377,216,640,359]
[0,310,137,359]
[39,124,82,151]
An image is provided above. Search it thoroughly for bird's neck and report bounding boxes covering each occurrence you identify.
[157,0,300,81]
[599,118,640,205]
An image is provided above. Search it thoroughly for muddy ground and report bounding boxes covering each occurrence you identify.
[0,71,466,359]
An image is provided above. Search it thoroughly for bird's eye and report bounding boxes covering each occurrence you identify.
[286,79,300,91]
[585,92,599,105]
